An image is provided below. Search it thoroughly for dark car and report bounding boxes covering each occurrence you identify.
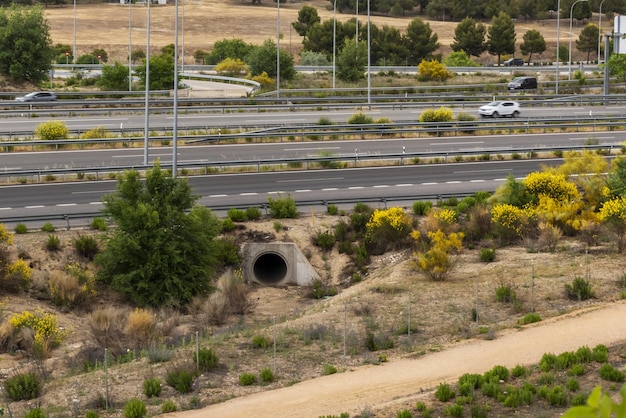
[14,92,58,102]
[503,58,525,67]
[508,76,538,90]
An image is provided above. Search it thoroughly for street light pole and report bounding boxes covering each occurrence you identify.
[367,0,370,109]
[143,0,151,165]
[73,0,77,64]
[128,0,132,91]
[556,0,561,94]
[598,0,606,64]
[276,0,280,99]
[332,0,336,90]
[569,0,589,80]
[173,0,179,178]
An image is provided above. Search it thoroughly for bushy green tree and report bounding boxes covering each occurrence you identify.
[487,12,516,66]
[577,23,600,63]
[246,39,295,80]
[443,51,479,67]
[292,5,320,40]
[135,53,175,90]
[450,17,487,58]
[520,29,546,64]
[98,62,130,91]
[299,51,329,66]
[402,17,439,65]
[95,161,223,308]
[336,38,367,82]
[205,38,253,65]
[0,5,54,83]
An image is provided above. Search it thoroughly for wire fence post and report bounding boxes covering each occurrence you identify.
[531,261,535,313]
[105,347,109,411]
[343,301,347,359]
[475,274,479,324]
[407,289,411,344]
[195,331,199,371]
[273,316,277,374]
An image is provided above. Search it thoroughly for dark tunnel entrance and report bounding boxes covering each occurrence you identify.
[253,252,288,285]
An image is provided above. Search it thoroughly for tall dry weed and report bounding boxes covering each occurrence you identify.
[89,306,128,352]
[217,269,252,315]
[125,308,157,348]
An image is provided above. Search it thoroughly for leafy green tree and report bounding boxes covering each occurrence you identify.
[135,53,175,90]
[450,17,487,58]
[91,48,108,63]
[607,156,626,197]
[520,29,546,64]
[131,49,146,64]
[606,53,626,82]
[160,43,175,57]
[373,25,407,65]
[402,17,439,65]
[292,5,320,40]
[443,50,479,67]
[577,23,600,63]
[0,5,54,83]
[302,19,337,57]
[336,38,367,82]
[299,51,329,66]
[519,0,541,20]
[77,54,98,65]
[425,0,454,21]
[52,43,72,64]
[563,0,592,20]
[98,62,129,91]
[562,384,626,418]
[206,38,253,65]
[247,39,295,80]
[95,162,223,308]
[487,11,516,66]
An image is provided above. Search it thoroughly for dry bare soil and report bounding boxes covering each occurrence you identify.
[2,213,626,417]
[42,0,597,65]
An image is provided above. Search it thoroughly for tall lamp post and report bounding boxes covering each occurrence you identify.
[276,0,280,99]
[569,0,589,80]
[332,0,336,90]
[173,0,179,178]
[598,0,607,64]
[143,0,151,165]
[556,0,561,94]
[128,0,132,91]
[73,0,77,64]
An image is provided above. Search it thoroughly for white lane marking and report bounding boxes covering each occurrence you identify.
[454,169,511,174]
[240,193,258,196]
[446,181,461,184]
[0,207,11,211]
[373,185,389,188]
[494,178,507,181]
[209,194,227,198]
[348,186,364,190]
[283,147,341,151]
[422,182,437,185]
[277,177,344,183]
[89,202,103,205]
[73,190,115,195]
[396,184,412,187]
[470,180,485,183]
[295,189,311,193]
[322,188,338,191]
[56,203,77,207]
[429,141,484,146]
[25,205,44,209]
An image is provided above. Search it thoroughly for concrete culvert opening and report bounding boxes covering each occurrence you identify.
[253,252,288,285]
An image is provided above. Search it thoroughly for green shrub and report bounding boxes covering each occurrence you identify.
[443,404,464,417]
[14,223,28,234]
[74,234,99,260]
[123,398,147,418]
[469,403,490,418]
[46,234,61,251]
[143,377,162,398]
[267,194,298,218]
[511,365,529,378]
[259,367,275,383]
[565,277,595,301]
[568,364,586,376]
[503,385,534,408]
[315,230,335,251]
[539,353,557,372]
[42,222,55,232]
[495,284,516,303]
[222,218,236,232]
[419,106,454,123]
[592,344,609,363]
[576,346,593,363]
[479,248,496,263]
[570,392,588,406]
[481,378,502,398]
[396,410,413,418]
[197,347,219,372]
[327,204,339,215]
[599,363,625,382]
[90,217,108,231]
[555,351,579,370]
[322,363,337,375]
[5,372,42,401]
[227,208,248,222]
[238,372,257,386]
[25,409,45,418]
[538,372,556,385]
[435,382,455,402]
[80,126,109,139]
[165,368,195,393]
[273,221,283,232]
[484,365,509,382]
[161,400,177,413]
[458,373,483,390]
[566,378,580,391]
[85,410,100,418]
[347,112,374,124]
[35,120,69,140]
[252,334,270,349]
[412,200,432,216]
[519,313,541,325]
[546,385,568,406]
[245,206,262,220]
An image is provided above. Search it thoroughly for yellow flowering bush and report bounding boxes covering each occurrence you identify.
[215,57,250,77]
[491,204,535,242]
[0,223,13,246]
[9,309,67,357]
[34,120,69,141]
[598,196,626,251]
[365,207,413,254]
[410,230,464,281]
[419,106,454,123]
[433,208,457,225]
[4,259,31,291]
[251,71,274,88]
[418,60,453,82]
[80,126,109,140]
[523,172,580,203]
[534,195,585,235]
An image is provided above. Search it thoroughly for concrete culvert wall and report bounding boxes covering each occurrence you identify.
[253,252,288,285]
[242,242,320,286]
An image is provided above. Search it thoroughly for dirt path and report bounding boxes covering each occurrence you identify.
[171,301,626,417]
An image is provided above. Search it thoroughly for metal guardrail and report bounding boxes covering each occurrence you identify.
[1,115,625,149]
[0,144,620,181]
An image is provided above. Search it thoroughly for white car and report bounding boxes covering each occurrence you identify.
[478,101,520,118]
